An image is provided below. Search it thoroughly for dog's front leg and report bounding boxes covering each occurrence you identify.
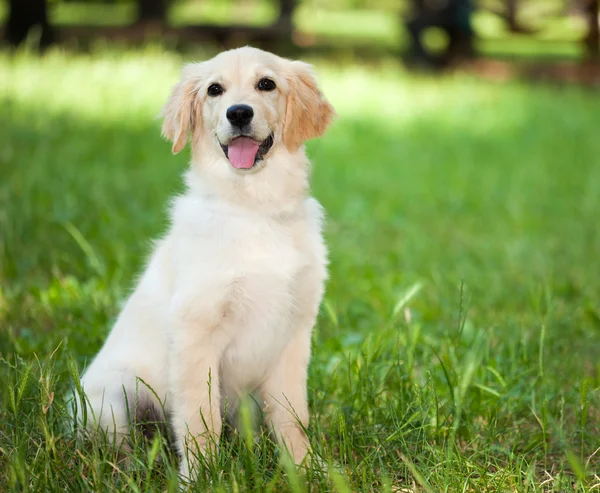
[260,266,324,465]
[169,301,231,481]
[260,327,312,465]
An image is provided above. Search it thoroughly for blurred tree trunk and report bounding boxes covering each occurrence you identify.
[503,0,537,34]
[583,0,599,59]
[506,0,518,29]
[276,0,296,33]
[446,0,475,62]
[137,0,168,23]
[405,0,475,68]
[5,0,54,48]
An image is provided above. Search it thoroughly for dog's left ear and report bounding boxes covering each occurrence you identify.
[283,61,336,152]
[161,64,203,154]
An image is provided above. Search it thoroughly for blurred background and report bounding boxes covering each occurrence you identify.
[2,0,600,80]
[1,1,599,491]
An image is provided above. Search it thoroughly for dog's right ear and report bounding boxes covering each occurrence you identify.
[161,64,203,154]
[283,61,335,152]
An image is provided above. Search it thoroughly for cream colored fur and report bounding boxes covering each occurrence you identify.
[76,46,335,480]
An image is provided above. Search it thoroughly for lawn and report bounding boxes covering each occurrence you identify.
[0,46,599,492]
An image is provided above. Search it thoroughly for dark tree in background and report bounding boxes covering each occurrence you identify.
[405,0,475,68]
[136,0,168,23]
[276,0,296,32]
[5,0,54,48]
[582,0,599,58]
[503,0,537,33]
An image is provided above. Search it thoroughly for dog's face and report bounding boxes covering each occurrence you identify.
[161,47,335,174]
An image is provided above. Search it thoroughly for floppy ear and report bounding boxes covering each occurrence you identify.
[161,65,202,154]
[283,61,335,151]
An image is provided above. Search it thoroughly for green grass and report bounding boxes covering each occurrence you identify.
[1,46,599,492]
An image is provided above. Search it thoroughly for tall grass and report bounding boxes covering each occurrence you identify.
[0,47,599,491]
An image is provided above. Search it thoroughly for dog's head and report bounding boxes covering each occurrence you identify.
[161,47,335,178]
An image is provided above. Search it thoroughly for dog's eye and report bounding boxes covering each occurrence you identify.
[207,83,224,97]
[257,78,276,92]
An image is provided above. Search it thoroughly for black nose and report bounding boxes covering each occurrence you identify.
[226,104,254,128]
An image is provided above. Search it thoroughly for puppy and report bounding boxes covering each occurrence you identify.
[76,46,335,479]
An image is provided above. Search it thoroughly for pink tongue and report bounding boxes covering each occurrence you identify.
[227,137,260,169]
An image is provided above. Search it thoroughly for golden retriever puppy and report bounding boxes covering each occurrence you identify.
[76,46,335,479]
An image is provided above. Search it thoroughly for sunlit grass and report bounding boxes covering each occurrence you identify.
[1,47,599,492]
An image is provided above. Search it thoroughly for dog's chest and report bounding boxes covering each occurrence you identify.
[173,197,325,394]
[215,218,313,392]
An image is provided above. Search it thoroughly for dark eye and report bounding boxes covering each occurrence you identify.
[207,83,224,97]
[257,78,276,92]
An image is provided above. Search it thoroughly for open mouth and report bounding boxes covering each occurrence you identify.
[220,134,274,170]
